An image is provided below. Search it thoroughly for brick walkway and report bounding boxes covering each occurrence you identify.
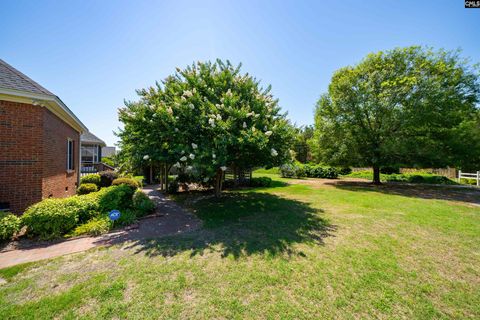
[0,186,201,269]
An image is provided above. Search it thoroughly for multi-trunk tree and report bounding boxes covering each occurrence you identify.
[117,60,294,195]
[312,46,480,184]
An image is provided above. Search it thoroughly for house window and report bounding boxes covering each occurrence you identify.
[67,139,74,171]
[81,144,99,164]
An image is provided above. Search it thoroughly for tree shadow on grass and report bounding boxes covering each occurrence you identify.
[125,192,335,259]
[327,180,480,206]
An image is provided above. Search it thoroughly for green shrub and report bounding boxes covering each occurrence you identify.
[250,177,273,187]
[21,185,140,239]
[338,167,352,175]
[80,174,101,187]
[132,190,155,217]
[112,177,140,189]
[98,171,119,187]
[346,170,456,185]
[72,216,112,236]
[23,199,81,239]
[97,185,136,212]
[0,212,21,241]
[77,183,98,195]
[280,162,339,179]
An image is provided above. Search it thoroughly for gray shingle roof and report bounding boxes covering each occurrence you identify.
[81,131,106,146]
[0,59,54,96]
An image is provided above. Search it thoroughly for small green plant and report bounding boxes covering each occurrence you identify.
[80,174,101,187]
[0,212,21,241]
[77,183,98,195]
[132,190,155,217]
[112,177,140,189]
[98,171,119,187]
[72,216,112,236]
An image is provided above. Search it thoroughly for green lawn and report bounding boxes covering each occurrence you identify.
[1,175,479,319]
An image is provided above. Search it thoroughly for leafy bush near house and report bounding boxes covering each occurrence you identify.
[0,212,21,241]
[98,171,119,188]
[250,177,273,187]
[72,216,112,236]
[80,174,101,187]
[22,199,81,239]
[97,184,136,213]
[77,183,98,195]
[22,185,138,239]
[112,177,140,189]
[132,190,155,217]
[280,162,339,179]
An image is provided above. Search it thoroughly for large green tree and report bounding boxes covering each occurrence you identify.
[312,46,480,184]
[117,60,294,195]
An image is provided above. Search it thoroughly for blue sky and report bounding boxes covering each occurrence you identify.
[1,0,479,146]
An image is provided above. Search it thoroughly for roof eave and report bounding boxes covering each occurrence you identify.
[0,87,88,133]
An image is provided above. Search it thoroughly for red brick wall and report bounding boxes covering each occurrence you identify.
[0,99,80,213]
[42,108,79,200]
[0,100,44,213]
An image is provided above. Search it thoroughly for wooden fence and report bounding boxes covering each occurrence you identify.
[458,170,480,186]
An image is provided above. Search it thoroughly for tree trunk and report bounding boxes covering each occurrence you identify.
[159,163,164,191]
[372,166,381,185]
[164,165,169,193]
[214,169,224,197]
[149,164,153,185]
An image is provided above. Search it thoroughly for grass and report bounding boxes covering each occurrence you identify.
[0,175,479,319]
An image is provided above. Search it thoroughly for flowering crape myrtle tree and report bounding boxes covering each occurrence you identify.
[117,60,294,196]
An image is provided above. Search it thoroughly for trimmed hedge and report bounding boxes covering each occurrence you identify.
[112,177,140,189]
[80,174,101,186]
[280,162,339,179]
[0,212,21,241]
[77,183,98,195]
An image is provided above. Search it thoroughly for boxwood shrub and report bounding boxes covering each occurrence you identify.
[77,183,98,195]
[80,174,101,187]
[112,177,140,189]
[250,177,273,187]
[0,212,21,241]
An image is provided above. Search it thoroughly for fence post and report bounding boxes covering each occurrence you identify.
[477,171,480,187]
[458,170,462,183]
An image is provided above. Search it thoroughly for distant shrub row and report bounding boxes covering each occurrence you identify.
[347,170,456,185]
[280,162,349,179]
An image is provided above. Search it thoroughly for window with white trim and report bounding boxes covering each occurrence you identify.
[67,139,74,171]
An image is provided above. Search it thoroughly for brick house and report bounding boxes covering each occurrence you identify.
[0,59,87,214]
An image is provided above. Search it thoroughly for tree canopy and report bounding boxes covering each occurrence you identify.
[117,59,294,194]
[312,46,480,183]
